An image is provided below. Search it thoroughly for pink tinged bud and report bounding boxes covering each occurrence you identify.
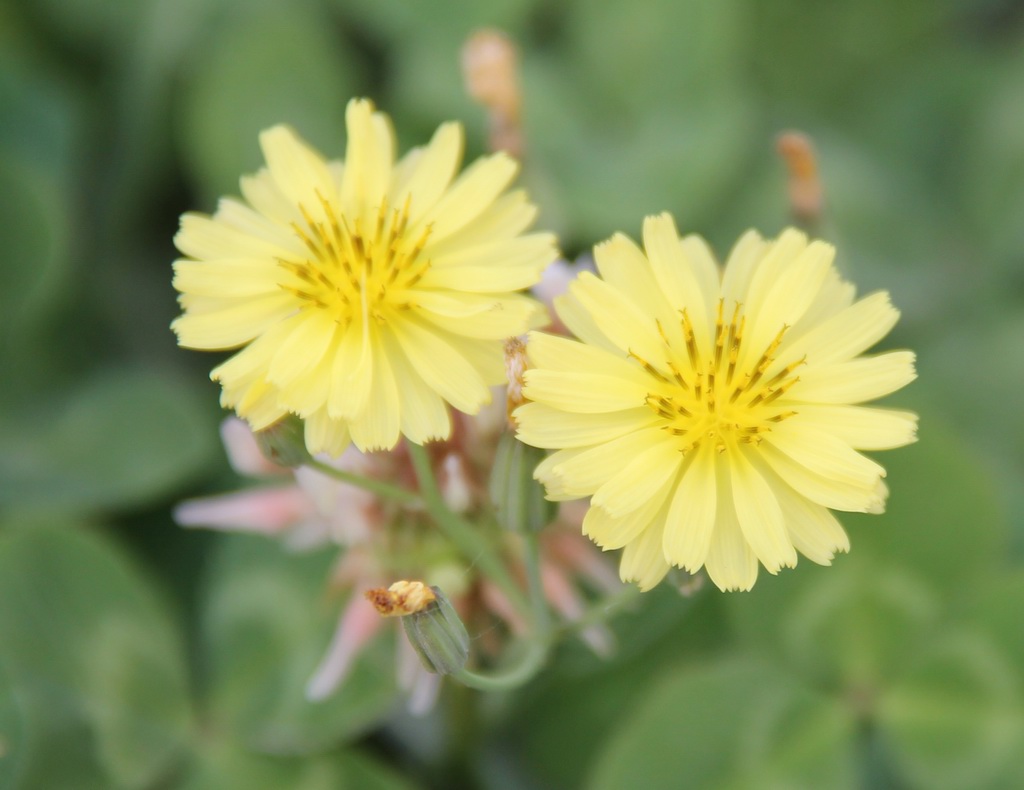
[220,417,283,477]
[305,597,385,701]
[173,487,312,534]
[294,465,378,544]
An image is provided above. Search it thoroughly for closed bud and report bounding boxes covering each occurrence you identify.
[366,582,469,676]
[254,415,310,468]
[490,430,556,532]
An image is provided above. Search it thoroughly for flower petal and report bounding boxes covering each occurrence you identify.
[663,444,717,572]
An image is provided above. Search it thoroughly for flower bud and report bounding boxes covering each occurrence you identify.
[365,582,469,675]
[254,415,311,468]
[490,430,556,532]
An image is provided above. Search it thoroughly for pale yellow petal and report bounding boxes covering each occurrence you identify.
[522,369,647,414]
[740,228,808,309]
[382,330,452,443]
[267,309,338,388]
[771,477,850,565]
[729,449,797,573]
[525,331,650,385]
[744,239,834,357]
[304,409,351,457]
[349,329,401,451]
[768,420,886,488]
[328,323,373,420]
[583,480,673,550]
[594,231,673,333]
[259,125,338,216]
[426,189,539,256]
[393,121,463,221]
[679,234,723,307]
[759,442,883,513]
[591,440,682,517]
[213,197,299,251]
[568,271,665,361]
[240,167,301,226]
[785,291,899,368]
[514,403,657,449]
[410,152,518,243]
[619,518,672,591]
[415,292,540,339]
[172,259,282,298]
[719,229,768,305]
[175,213,297,261]
[339,99,392,216]
[547,426,668,496]
[551,293,619,355]
[790,350,917,403]
[642,213,714,352]
[171,293,295,350]
[535,448,586,501]
[390,318,491,414]
[663,444,717,572]
[792,405,918,450]
[704,467,759,591]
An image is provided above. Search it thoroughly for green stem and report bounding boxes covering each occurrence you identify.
[406,442,531,620]
[451,640,549,692]
[305,458,421,507]
[521,532,551,636]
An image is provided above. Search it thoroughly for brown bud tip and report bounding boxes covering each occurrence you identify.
[776,130,823,223]
[504,336,528,420]
[365,580,437,617]
[462,28,523,157]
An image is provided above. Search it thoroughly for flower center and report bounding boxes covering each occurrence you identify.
[639,300,802,454]
[277,193,432,327]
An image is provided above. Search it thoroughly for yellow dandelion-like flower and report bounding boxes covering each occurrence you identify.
[172,98,557,456]
[515,213,917,592]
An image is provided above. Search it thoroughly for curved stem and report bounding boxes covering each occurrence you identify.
[305,458,422,507]
[451,640,549,692]
[406,442,531,621]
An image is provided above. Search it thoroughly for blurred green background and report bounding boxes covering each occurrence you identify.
[1,0,1023,787]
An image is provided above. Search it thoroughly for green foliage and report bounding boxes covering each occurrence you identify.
[0,370,220,513]
[590,659,857,790]
[201,534,400,754]
[0,525,192,788]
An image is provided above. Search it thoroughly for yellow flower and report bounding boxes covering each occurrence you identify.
[515,214,917,592]
[172,99,557,456]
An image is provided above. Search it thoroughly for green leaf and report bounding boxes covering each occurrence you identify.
[0,369,220,513]
[842,414,1006,595]
[201,534,398,754]
[183,740,416,790]
[962,570,1024,670]
[502,590,730,788]
[178,1,360,204]
[0,662,26,790]
[589,658,856,790]
[565,0,745,115]
[878,631,1024,790]
[0,525,192,788]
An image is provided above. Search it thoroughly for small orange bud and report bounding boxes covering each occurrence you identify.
[365,580,437,617]
[776,131,823,225]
